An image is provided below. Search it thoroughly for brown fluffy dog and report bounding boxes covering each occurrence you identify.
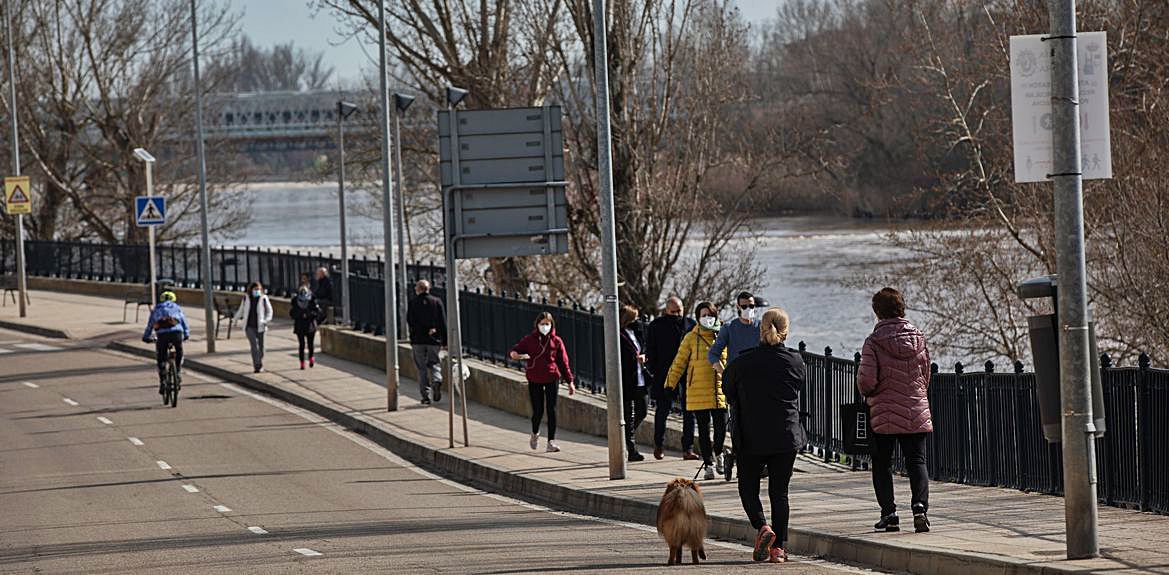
[656,477,708,565]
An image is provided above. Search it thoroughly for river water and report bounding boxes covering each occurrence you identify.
[227,183,909,358]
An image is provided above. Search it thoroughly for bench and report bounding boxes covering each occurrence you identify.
[213,295,239,340]
[1,275,29,307]
[122,286,151,323]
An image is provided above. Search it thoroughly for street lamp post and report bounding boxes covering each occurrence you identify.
[133,148,158,308]
[376,0,401,411]
[189,0,215,353]
[4,0,27,318]
[392,92,415,339]
[336,101,358,326]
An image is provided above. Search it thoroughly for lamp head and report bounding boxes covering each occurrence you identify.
[393,92,416,113]
[338,101,359,120]
[133,148,156,163]
[446,86,469,108]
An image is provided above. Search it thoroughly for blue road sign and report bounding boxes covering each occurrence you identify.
[135,196,166,227]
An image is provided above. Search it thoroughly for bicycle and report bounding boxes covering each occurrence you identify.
[150,337,181,408]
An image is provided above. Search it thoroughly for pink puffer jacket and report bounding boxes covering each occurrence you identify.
[856,318,933,434]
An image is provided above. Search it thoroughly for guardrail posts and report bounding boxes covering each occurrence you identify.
[823,346,833,463]
[1137,352,1150,511]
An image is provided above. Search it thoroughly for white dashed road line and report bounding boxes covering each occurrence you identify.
[97,416,113,424]
[213,505,232,513]
[293,548,322,557]
[14,343,61,352]
[0,348,14,354]
[182,484,200,493]
[156,460,172,470]
[62,398,79,406]
[21,381,38,388]
[128,437,144,446]
[248,526,269,535]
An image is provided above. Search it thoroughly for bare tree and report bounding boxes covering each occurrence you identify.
[212,36,336,92]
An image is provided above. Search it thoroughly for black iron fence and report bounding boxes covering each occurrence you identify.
[6,239,1167,514]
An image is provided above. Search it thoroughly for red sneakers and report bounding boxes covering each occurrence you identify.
[753,525,776,562]
[769,546,787,563]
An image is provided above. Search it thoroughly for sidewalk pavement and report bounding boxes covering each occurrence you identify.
[5,289,1168,574]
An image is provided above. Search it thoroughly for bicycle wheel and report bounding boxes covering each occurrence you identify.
[167,360,179,408]
[162,379,172,406]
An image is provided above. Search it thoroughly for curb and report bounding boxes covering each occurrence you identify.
[0,319,71,340]
[106,340,1082,575]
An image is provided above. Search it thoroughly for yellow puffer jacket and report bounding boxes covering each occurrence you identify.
[664,325,727,411]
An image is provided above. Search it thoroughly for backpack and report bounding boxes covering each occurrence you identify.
[153,304,181,330]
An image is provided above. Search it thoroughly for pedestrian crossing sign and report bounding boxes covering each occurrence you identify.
[4,176,32,215]
[135,196,166,227]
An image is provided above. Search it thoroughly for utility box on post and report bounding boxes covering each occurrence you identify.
[1017,275,1106,443]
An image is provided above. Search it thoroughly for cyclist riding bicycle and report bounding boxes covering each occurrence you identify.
[142,291,190,394]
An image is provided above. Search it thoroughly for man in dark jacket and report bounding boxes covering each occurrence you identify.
[313,267,335,323]
[645,296,698,460]
[406,279,446,404]
[722,307,806,563]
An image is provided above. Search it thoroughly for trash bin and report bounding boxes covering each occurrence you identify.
[1017,275,1106,443]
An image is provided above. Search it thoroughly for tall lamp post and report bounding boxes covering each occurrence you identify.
[189,0,215,353]
[376,0,401,411]
[133,148,158,307]
[392,92,415,339]
[4,0,27,318]
[336,100,358,326]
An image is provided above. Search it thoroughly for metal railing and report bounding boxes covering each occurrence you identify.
[5,239,1166,514]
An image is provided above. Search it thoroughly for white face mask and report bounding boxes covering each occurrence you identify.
[538,324,552,335]
[699,316,716,329]
[739,307,755,321]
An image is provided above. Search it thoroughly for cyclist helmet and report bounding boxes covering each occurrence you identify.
[160,291,177,303]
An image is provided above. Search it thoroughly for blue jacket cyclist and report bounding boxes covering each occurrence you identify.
[143,291,189,392]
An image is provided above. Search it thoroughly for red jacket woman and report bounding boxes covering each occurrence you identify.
[509,312,575,453]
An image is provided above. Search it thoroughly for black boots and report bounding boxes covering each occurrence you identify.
[874,513,900,532]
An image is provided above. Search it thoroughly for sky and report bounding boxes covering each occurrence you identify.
[235,0,779,85]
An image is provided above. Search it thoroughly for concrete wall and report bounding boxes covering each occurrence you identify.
[29,277,293,322]
[320,326,689,452]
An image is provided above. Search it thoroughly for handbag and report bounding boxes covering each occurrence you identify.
[840,401,872,455]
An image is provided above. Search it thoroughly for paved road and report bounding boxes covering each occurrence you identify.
[0,331,879,574]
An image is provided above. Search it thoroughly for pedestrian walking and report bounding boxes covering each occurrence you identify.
[664,301,727,480]
[646,296,698,461]
[509,312,575,453]
[234,281,274,373]
[406,280,446,405]
[298,272,312,291]
[857,287,933,534]
[722,307,806,564]
[708,291,761,374]
[620,304,651,462]
[289,286,322,370]
[314,267,334,323]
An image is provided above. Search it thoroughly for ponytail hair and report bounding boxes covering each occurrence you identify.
[760,307,790,346]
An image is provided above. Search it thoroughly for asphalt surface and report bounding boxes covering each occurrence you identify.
[0,330,879,574]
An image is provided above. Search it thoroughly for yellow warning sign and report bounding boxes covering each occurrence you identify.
[4,176,31,215]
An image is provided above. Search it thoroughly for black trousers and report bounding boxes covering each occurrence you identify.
[297,332,316,362]
[528,382,559,440]
[154,331,184,381]
[653,390,695,451]
[737,451,797,539]
[694,408,727,465]
[870,432,930,515]
[624,387,648,451]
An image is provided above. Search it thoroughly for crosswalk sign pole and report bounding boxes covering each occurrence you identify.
[5,0,28,318]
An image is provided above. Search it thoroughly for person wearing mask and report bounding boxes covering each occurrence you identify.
[708,291,762,374]
[646,296,698,461]
[620,304,651,462]
[406,280,446,405]
[857,287,933,534]
[664,301,727,480]
[234,281,274,373]
[298,272,312,291]
[289,285,322,370]
[723,307,806,564]
[314,267,334,323]
[509,312,575,453]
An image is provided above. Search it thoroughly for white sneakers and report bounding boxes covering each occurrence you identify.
[704,466,717,480]
[529,432,539,450]
[529,432,561,453]
[546,440,561,453]
[715,452,725,474]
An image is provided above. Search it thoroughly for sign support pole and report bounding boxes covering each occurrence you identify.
[1047,0,1099,559]
[444,96,469,448]
[4,0,27,318]
[376,0,401,411]
[590,0,627,479]
[337,103,350,326]
[393,103,409,339]
[145,163,157,308]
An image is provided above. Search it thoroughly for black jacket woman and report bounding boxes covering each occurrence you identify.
[290,286,322,370]
[722,307,806,564]
[619,304,651,462]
